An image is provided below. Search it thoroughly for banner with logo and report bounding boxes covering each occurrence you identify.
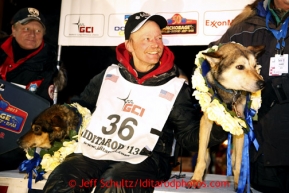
[0,80,50,154]
[58,0,253,46]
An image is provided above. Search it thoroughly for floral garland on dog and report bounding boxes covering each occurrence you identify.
[191,43,262,135]
[20,103,91,186]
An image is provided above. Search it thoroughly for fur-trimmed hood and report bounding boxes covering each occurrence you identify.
[230,0,265,27]
[230,0,289,27]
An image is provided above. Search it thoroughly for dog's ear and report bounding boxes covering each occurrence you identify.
[202,52,222,68]
[247,45,265,58]
[51,115,66,131]
[49,115,67,141]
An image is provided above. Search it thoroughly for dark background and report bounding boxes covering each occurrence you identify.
[0,0,207,104]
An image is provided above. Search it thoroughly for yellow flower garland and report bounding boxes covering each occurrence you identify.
[26,103,91,175]
[191,44,262,135]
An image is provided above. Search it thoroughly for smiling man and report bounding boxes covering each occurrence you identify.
[0,7,65,102]
[0,7,66,172]
[42,12,227,193]
[124,16,165,73]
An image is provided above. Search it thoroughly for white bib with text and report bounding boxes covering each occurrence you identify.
[75,64,184,163]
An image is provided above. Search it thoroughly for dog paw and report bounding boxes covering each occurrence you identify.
[234,182,238,191]
[23,173,29,179]
[234,183,252,193]
[185,180,203,189]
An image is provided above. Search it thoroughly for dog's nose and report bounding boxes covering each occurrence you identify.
[17,138,24,149]
[17,138,22,145]
[257,80,265,89]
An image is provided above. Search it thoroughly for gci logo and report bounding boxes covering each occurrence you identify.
[79,26,94,33]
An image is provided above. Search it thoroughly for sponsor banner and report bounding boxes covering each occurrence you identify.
[0,95,27,134]
[203,10,242,36]
[0,80,50,154]
[58,0,252,46]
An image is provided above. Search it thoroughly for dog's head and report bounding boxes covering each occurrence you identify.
[203,43,265,93]
[18,105,73,150]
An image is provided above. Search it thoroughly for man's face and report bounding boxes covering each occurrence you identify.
[12,21,45,50]
[125,21,164,72]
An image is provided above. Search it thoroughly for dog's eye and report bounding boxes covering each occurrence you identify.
[33,126,41,132]
[236,65,244,70]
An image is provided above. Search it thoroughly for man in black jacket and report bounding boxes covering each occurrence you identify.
[43,11,227,193]
[0,7,65,102]
[0,7,66,171]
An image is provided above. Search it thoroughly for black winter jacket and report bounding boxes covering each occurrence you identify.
[212,0,289,166]
[71,43,227,159]
[0,36,58,103]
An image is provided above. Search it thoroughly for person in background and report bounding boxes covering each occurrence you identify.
[0,7,66,171]
[0,30,7,38]
[211,0,289,192]
[43,11,227,193]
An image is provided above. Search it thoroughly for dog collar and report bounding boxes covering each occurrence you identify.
[213,78,234,94]
[209,77,242,116]
[63,103,83,133]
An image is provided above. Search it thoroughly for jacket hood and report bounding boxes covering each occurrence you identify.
[229,0,271,27]
[115,42,175,84]
[229,0,289,27]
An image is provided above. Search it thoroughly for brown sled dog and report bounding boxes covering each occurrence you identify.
[187,43,265,189]
[18,104,83,150]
